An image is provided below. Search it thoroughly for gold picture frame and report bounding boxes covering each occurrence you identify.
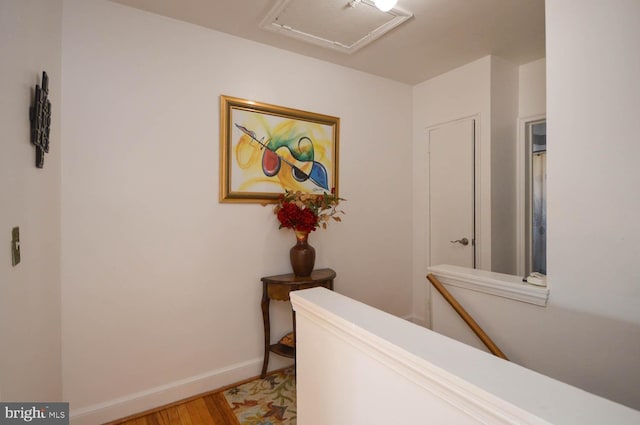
[219,95,340,203]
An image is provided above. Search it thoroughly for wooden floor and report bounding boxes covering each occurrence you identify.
[106,392,240,425]
[105,367,293,425]
[102,369,283,425]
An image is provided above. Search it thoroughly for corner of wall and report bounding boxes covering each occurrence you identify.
[0,0,64,401]
[489,56,519,275]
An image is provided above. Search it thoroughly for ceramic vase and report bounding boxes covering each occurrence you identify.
[290,230,315,277]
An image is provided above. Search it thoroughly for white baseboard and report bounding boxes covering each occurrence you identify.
[69,357,263,425]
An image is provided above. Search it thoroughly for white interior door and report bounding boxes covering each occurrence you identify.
[429,119,475,268]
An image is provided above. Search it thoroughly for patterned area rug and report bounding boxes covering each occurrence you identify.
[223,368,297,425]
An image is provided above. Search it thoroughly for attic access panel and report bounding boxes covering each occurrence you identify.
[260,0,412,54]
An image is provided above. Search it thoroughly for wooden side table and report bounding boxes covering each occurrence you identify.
[260,268,336,378]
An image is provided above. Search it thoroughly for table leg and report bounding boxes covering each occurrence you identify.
[260,284,270,378]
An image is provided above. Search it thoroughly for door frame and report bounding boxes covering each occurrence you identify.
[516,114,546,276]
[425,115,479,269]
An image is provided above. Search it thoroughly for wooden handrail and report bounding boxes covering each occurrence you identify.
[427,273,509,361]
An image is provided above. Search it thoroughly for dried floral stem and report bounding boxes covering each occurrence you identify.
[272,189,345,232]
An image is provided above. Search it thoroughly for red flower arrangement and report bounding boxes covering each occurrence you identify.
[273,189,345,233]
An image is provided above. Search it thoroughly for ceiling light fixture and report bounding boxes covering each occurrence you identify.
[374,0,397,12]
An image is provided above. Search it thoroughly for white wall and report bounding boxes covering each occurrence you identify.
[0,0,63,401]
[61,0,413,421]
[546,0,640,401]
[430,0,640,410]
[430,269,640,410]
[490,56,519,275]
[411,55,520,324]
[411,57,492,326]
[546,0,640,324]
[519,58,546,119]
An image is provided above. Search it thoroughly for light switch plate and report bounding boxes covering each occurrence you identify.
[11,227,20,266]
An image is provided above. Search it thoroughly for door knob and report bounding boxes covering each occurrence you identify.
[450,237,469,246]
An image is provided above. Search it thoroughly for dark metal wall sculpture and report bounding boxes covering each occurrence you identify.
[30,71,51,168]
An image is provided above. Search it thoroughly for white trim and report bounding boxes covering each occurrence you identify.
[428,264,548,306]
[292,288,640,425]
[516,114,545,276]
[292,289,548,425]
[69,358,265,425]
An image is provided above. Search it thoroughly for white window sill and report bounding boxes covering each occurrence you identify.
[427,264,549,306]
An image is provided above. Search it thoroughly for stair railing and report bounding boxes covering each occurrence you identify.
[427,273,509,361]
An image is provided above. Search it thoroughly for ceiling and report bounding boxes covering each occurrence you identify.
[111,0,545,85]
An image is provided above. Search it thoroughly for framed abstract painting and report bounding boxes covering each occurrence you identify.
[219,95,340,203]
